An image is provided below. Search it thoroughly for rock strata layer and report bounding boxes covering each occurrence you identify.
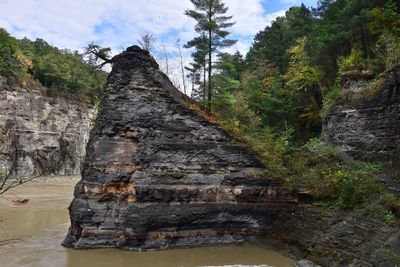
[263,206,400,267]
[322,67,400,161]
[0,77,94,176]
[63,46,294,250]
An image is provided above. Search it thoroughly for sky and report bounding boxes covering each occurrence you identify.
[0,0,318,88]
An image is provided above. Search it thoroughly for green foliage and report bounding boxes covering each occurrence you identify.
[0,28,106,103]
[337,48,367,75]
[288,139,385,209]
[212,88,293,176]
[184,0,237,106]
[383,248,400,266]
[375,209,397,225]
[375,31,400,70]
[321,84,342,116]
[247,5,314,75]
[285,37,323,96]
[0,28,23,82]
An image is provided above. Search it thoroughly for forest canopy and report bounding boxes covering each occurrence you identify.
[203,0,400,143]
[0,28,106,103]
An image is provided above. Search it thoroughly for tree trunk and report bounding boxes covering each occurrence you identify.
[203,62,206,103]
[208,2,213,108]
[178,43,187,95]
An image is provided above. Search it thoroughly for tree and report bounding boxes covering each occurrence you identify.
[83,42,112,72]
[185,33,208,102]
[177,39,187,94]
[0,28,21,80]
[247,5,314,78]
[138,32,156,52]
[285,37,323,96]
[184,0,237,107]
[285,37,323,137]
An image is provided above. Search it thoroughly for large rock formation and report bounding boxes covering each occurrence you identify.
[63,46,294,250]
[0,76,94,177]
[322,67,400,161]
[63,46,400,266]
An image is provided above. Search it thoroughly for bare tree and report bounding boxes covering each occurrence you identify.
[138,33,156,52]
[177,39,187,95]
[0,138,40,195]
[163,44,169,76]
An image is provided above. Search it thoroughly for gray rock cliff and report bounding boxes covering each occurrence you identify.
[0,76,94,177]
[322,67,400,162]
[63,46,295,250]
[63,47,400,267]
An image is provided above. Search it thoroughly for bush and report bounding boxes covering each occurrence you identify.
[321,84,342,117]
[337,48,366,75]
[288,139,385,210]
[375,31,400,71]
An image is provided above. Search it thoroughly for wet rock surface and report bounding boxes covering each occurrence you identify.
[0,78,94,176]
[322,67,400,162]
[63,46,295,250]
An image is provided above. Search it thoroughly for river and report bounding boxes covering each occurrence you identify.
[0,177,295,267]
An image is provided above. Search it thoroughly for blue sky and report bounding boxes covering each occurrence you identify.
[0,0,318,86]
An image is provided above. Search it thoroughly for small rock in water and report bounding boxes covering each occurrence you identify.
[12,198,29,205]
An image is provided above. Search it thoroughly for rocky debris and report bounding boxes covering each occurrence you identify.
[63,46,295,250]
[0,77,94,177]
[322,66,400,162]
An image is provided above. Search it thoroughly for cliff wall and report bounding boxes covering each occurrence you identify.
[63,47,400,266]
[322,67,400,162]
[0,76,94,177]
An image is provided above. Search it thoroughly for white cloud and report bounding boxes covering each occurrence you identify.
[226,0,285,36]
[0,0,303,94]
[0,0,287,52]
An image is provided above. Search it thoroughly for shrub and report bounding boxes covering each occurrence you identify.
[288,139,385,210]
[321,84,342,117]
[375,31,400,71]
[337,48,366,75]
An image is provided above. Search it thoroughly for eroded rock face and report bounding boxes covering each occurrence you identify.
[63,46,294,250]
[263,206,400,267]
[0,78,94,176]
[322,67,400,161]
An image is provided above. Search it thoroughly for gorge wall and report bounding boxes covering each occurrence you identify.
[63,46,295,250]
[64,47,400,266]
[322,67,400,162]
[0,76,94,177]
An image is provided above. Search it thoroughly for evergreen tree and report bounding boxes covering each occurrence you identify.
[185,33,208,102]
[184,0,237,107]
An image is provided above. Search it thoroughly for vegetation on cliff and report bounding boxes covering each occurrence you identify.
[1,0,399,219]
[186,0,400,217]
[0,28,106,103]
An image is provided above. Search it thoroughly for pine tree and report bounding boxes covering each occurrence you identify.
[185,33,208,102]
[184,0,236,107]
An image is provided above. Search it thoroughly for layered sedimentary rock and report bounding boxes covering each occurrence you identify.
[322,67,400,161]
[63,46,294,250]
[263,206,400,267]
[0,76,94,176]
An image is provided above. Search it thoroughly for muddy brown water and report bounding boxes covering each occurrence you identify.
[0,177,295,267]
